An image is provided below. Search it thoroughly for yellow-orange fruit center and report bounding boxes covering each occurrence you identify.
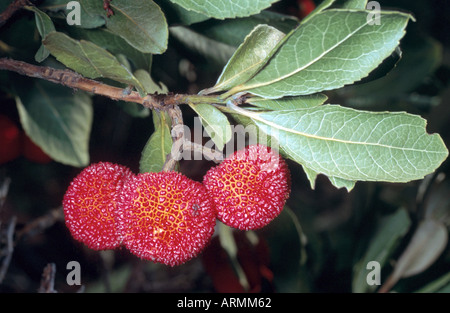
[203,144,291,230]
[117,171,216,266]
[63,162,134,250]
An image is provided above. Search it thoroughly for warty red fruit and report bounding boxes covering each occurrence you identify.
[203,144,291,230]
[117,171,216,266]
[63,162,134,250]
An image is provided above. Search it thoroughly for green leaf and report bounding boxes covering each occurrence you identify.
[43,31,145,95]
[229,103,449,183]
[335,0,368,10]
[40,0,106,28]
[169,26,236,66]
[383,219,448,291]
[246,94,327,110]
[168,0,280,19]
[69,27,153,71]
[80,0,168,54]
[133,69,168,94]
[327,176,356,191]
[261,206,311,292]
[140,111,173,173]
[235,10,412,99]
[14,78,92,167]
[189,103,232,151]
[27,6,56,63]
[301,166,319,189]
[300,0,335,24]
[352,208,411,293]
[202,24,285,95]
[191,10,298,47]
[414,271,450,293]
[344,36,443,106]
[155,0,209,25]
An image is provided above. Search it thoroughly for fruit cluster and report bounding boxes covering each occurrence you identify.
[62,144,291,266]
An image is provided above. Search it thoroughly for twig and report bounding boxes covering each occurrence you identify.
[0,0,31,28]
[0,58,226,109]
[0,216,16,284]
[38,263,57,293]
[182,141,224,163]
[0,175,11,208]
[162,107,184,172]
[15,207,64,244]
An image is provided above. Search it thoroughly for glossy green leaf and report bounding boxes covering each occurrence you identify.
[168,0,280,19]
[235,10,412,99]
[246,94,327,110]
[229,103,449,183]
[202,24,285,95]
[43,32,145,94]
[27,6,55,62]
[140,111,173,173]
[189,103,232,151]
[352,208,411,293]
[14,79,92,167]
[80,0,168,54]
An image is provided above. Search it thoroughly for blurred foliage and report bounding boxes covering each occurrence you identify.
[0,0,449,293]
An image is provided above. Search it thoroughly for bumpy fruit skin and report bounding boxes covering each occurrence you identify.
[63,162,134,250]
[118,171,216,266]
[203,144,291,230]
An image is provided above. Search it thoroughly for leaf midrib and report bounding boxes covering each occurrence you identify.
[247,109,443,154]
[241,12,377,90]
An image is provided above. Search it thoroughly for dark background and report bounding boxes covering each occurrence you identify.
[0,0,449,293]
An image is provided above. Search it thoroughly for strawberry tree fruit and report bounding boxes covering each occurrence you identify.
[117,171,216,266]
[203,144,291,230]
[0,114,21,164]
[22,134,52,164]
[63,162,134,250]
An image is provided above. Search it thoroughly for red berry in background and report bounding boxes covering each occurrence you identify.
[202,231,274,293]
[118,171,216,266]
[203,144,291,230]
[63,162,134,250]
[0,114,21,164]
[22,134,52,164]
[298,0,316,19]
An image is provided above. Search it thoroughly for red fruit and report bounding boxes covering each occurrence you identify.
[63,162,134,250]
[298,0,316,19]
[203,144,291,230]
[118,171,216,266]
[0,114,21,164]
[22,135,52,164]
